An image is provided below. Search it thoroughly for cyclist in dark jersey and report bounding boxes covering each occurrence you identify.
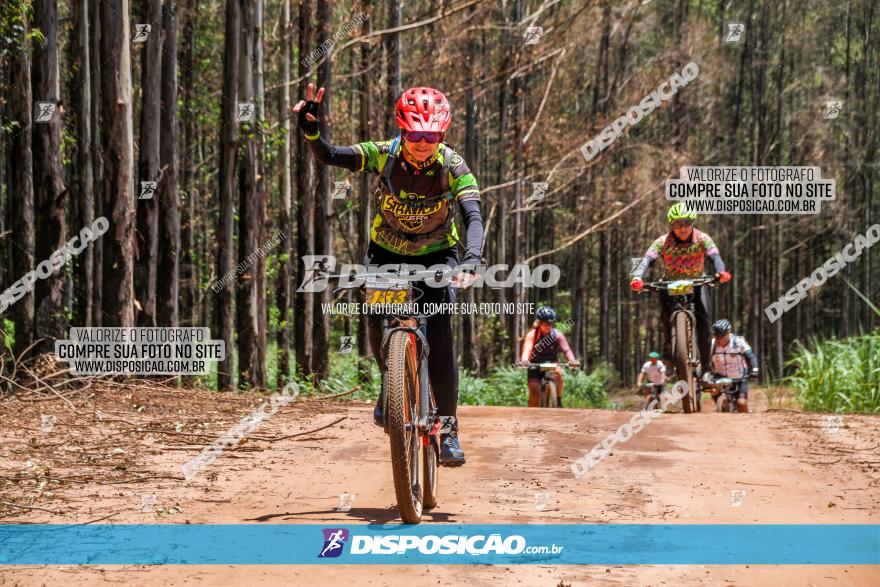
[518,307,580,407]
[293,84,483,466]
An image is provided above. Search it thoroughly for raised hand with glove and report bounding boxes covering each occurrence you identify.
[292,83,324,138]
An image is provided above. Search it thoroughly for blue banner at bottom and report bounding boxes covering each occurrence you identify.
[0,524,877,565]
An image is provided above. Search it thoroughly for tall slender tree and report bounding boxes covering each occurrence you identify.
[157,0,180,328]
[215,0,240,389]
[72,0,94,327]
[89,0,103,326]
[179,0,199,327]
[8,7,35,355]
[384,0,401,137]
[135,0,164,327]
[311,0,332,381]
[356,0,373,360]
[31,0,68,349]
[99,0,136,327]
[237,0,267,389]
[276,0,293,385]
[294,0,314,377]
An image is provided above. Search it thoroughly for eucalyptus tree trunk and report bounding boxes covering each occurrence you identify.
[72,0,94,327]
[215,0,240,389]
[311,0,333,382]
[9,11,35,354]
[32,0,68,349]
[294,0,314,376]
[276,0,293,385]
[99,0,136,327]
[157,0,180,328]
[134,0,164,327]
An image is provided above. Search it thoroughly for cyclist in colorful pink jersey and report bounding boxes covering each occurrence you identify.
[629,204,731,372]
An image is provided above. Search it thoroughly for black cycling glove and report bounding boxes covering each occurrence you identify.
[459,255,485,274]
[298,100,321,136]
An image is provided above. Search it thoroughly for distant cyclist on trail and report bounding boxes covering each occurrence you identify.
[636,351,667,404]
[629,204,731,373]
[293,84,483,466]
[519,307,580,407]
[708,319,759,413]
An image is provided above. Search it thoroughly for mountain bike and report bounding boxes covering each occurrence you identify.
[709,377,745,413]
[641,276,718,414]
[525,362,575,408]
[641,381,666,410]
[319,264,471,524]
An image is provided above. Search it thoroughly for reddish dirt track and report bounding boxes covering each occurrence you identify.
[1,386,878,586]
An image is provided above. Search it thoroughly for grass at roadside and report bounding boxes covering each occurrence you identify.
[787,333,880,413]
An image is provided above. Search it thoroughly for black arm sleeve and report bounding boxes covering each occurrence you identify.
[708,252,726,274]
[459,199,483,262]
[744,349,758,370]
[305,136,361,171]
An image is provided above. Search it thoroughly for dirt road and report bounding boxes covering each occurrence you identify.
[1,385,878,586]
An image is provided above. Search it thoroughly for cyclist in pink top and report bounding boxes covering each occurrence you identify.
[629,204,731,372]
[519,307,580,407]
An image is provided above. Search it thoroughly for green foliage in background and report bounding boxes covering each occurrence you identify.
[2,319,15,352]
[0,0,43,58]
[787,334,880,413]
[459,362,613,408]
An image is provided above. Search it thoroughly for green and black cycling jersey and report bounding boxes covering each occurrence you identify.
[305,133,483,259]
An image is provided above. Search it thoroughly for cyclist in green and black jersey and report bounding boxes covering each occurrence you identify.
[294,84,483,466]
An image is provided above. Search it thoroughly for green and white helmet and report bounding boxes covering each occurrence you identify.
[667,203,697,223]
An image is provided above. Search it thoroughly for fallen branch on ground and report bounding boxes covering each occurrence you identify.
[1,501,65,514]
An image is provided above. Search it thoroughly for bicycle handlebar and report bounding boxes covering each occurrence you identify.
[524,362,578,369]
[641,276,719,292]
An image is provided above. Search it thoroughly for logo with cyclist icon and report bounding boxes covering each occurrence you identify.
[319,528,349,558]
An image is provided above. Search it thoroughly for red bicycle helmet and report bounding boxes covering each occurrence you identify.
[395,87,451,133]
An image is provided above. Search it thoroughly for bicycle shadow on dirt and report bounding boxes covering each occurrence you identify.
[245,507,457,524]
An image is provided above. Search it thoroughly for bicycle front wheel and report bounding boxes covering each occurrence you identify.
[386,330,424,523]
[674,312,695,413]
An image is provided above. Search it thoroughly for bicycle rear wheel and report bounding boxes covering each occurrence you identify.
[386,330,424,523]
[423,386,439,510]
[674,312,695,413]
[423,443,438,509]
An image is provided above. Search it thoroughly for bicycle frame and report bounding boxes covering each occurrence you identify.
[642,276,718,412]
[530,363,558,404]
[317,264,470,522]
[324,265,456,435]
[644,278,717,363]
